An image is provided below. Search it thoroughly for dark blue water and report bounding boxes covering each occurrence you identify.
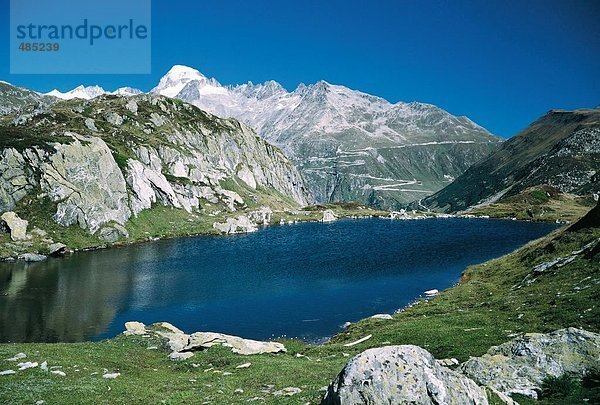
[0,218,558,343]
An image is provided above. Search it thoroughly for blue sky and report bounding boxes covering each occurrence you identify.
[1,0,599,137]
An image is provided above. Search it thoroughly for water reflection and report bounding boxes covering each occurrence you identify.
[0,257,128,342]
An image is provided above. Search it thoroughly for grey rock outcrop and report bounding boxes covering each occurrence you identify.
[41,134,131,233]
[213,215,257,234]
[186,332,287,356]
[47,242,66,256]
[97,224,129,243]
[459,328,600,399]
[322,209,337,223]
[247,207,272,225]
[17,253,47,262]
[0,212,29,241]
[0,148,38,213]
[322,345,488,404]
[122,322,286,360]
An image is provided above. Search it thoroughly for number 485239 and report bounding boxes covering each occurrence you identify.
[19,42,60,51]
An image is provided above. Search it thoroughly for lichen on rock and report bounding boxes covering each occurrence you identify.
[322,345,488,404]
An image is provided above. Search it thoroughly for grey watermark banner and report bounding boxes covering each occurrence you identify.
[10,0,151,74]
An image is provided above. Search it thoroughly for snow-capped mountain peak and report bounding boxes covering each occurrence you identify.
[151,65,210,98]
[112,87,143,96]
[46,85,106,100]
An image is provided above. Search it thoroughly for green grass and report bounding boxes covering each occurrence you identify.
[1,206,598,403]
[0,335,343,404]
[511,370,600,404]
[124,204,221,241]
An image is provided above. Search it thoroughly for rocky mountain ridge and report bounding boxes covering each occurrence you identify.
[46,85,143,100]
[420,108,600,213]
[0,93,311,257]
[0,82,55,116]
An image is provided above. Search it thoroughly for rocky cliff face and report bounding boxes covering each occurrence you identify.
[0,94,311,249]
[420,108,600,212]
[0,82,55,116]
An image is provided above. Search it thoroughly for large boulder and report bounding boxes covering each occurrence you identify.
[123,321,146,335]
[247,207,272,225]
[459,328,600,399]
[0,212,29,241]
[322,345,488,404]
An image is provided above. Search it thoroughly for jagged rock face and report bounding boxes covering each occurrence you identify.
[152,66,501,208]
[0,148,39,213]
[0,94,312,236]
[422,109,600,212]
[41,134,131,233]
[322,345,488,405]
[459,328,600,400]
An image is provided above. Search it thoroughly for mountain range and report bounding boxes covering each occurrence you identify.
[47,85,143,100]
[37,65,502,207]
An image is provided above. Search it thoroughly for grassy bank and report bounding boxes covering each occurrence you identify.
[466,187,595,223]
[0,206,598,404]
